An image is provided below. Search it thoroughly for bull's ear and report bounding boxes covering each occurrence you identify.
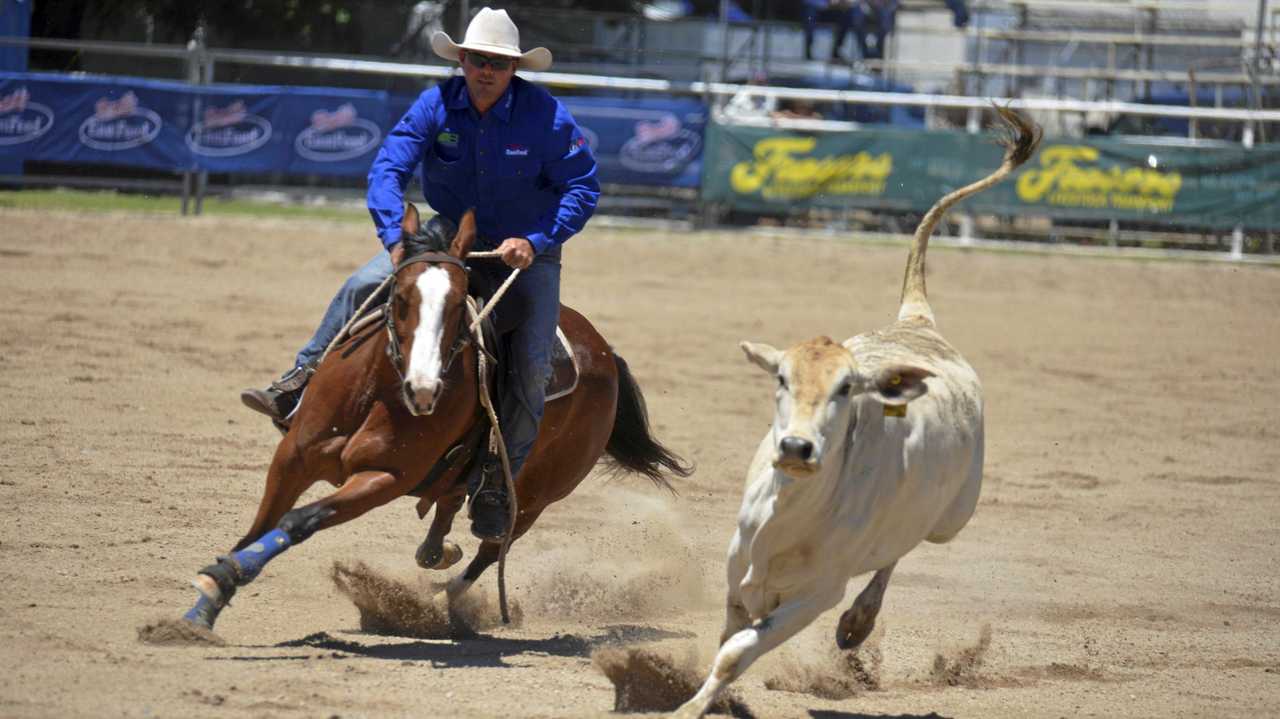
[450,209,477,258]
[740,341,782,374]
[865,365,934,405]
[402,202,421,238]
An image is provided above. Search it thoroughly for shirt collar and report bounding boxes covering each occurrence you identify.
[444,76,516,124]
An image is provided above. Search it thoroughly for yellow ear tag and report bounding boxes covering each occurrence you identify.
[889,375,902,386]
[883,403,906,418]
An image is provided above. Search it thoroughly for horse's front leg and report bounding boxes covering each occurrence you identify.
[184,469,411,630]
[416,485,466,570]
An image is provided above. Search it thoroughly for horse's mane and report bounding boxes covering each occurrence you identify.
[402,214,459,257]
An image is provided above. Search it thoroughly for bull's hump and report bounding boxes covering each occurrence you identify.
[854,320,962,366]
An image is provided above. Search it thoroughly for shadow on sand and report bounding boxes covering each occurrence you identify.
[208,623,691,669]
[808,706,952,711]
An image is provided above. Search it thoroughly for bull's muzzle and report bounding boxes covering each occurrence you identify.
[774,435,819,476]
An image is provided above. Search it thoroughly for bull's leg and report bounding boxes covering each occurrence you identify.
[835,562,896,651]
[719,535,751,645]
[719,598,751,647]
[184,469,408,630]
[416,486,467,570]
[675,588,841,719]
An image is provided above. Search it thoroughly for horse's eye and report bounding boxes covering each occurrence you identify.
[397,300,410,321]
[777,375,787,391]
[836,382,852,397]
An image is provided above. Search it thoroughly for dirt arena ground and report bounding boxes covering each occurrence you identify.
[1,206,1278,718]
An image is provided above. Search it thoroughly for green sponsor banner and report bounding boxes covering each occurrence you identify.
[701,121,1280,230]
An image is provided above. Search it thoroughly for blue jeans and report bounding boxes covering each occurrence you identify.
[294,246,562,479]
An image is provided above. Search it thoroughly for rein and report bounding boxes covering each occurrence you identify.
[381,250,519,393]
[315,245,523,623]
[385,249,523,623]
[383,252,470,393]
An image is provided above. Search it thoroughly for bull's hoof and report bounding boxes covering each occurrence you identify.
[415,538,463,570]
[835,606,876,650]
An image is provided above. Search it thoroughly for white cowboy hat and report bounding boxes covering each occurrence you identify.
[431,8,552,72]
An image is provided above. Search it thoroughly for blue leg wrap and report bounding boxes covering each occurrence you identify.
[183,592,223,629]
[229,528,292,582]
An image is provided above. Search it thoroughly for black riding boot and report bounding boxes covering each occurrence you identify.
[467,453,511,541]
[240,362,315,433]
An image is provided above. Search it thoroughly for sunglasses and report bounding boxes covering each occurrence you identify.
[465,52,515,71]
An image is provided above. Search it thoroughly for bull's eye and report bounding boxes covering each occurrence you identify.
[836,382,852,397]
[777,374,788,391]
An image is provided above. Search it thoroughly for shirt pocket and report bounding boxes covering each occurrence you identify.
[496,153,539,183]
[425,147,467,185]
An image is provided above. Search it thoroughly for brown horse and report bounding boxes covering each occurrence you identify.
[182,204,690,630]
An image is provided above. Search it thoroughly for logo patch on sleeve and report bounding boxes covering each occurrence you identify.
[504,143,529,156]
[437,131,459,147]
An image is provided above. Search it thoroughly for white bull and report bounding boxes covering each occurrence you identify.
[675,108,1041,718]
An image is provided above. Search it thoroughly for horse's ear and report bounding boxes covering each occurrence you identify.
[450,209,477,258]
[402,202,421,238]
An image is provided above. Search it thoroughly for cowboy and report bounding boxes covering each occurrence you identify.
[240,7,600,542]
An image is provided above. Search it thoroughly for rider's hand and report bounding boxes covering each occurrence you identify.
[389,241,405,267]
[497,237,535,270]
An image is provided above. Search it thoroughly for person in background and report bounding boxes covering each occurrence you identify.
[850,0,899,62]
[803,0,856,62]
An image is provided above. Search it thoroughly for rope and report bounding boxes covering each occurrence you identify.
[469,266,521,335]
[467,298,519,625]
[317,273,396,366]
[314,247,524,623]
[314,249,512,367]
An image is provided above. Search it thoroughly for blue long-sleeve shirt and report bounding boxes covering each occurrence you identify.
[367,76,600,254]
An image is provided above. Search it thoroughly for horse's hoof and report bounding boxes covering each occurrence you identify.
[416,539,463,570]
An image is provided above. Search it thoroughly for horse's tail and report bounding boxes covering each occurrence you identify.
[604,354,692,492]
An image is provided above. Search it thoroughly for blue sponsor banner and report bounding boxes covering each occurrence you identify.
[187,85,287,172]
[1,72,192,170]
[187,84,391,175]
[1,72,704,188]
[1,0,32,74]
[563,96,706,188]
[280,86,388,176]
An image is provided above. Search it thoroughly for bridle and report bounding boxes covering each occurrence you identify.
[384,251,473,396]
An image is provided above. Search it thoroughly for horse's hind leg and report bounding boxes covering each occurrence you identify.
[416,486,466,570]
[184,469,411,630]
[443,503,546,601]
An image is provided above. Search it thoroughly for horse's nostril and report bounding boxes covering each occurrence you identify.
[779,437,814,461]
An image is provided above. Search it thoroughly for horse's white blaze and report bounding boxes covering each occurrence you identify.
[405,267,452,403]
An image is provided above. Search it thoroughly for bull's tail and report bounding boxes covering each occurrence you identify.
[603,354,692,492]
[899,106,1041,325]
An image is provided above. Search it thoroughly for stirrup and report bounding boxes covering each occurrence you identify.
[272,361,316,392]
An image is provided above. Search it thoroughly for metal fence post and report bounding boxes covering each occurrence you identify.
[181,29,201,216]
[195,49,213,215]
